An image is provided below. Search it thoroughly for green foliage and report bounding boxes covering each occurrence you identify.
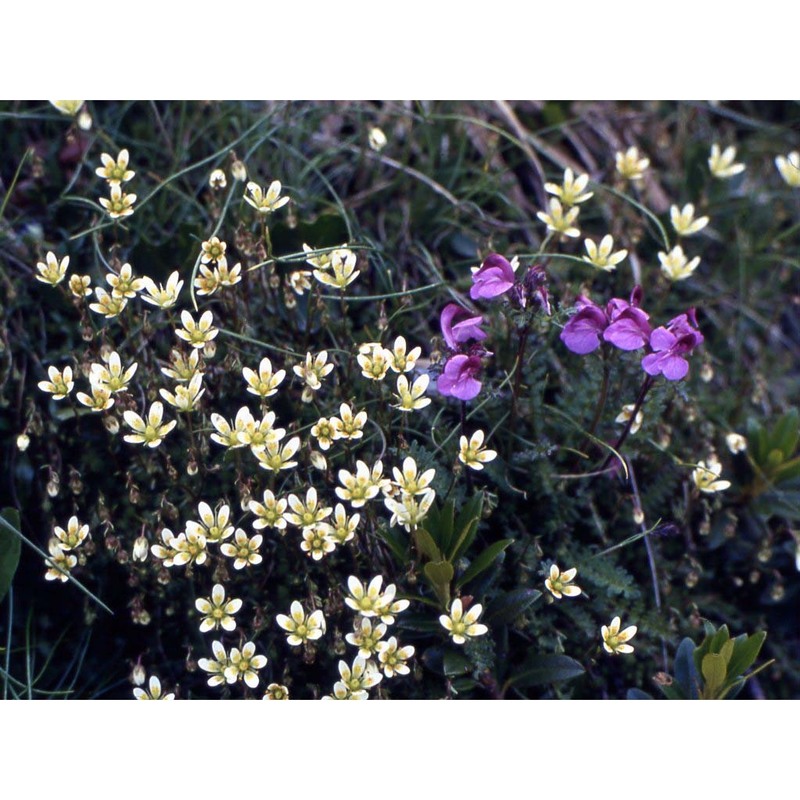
[0,509,22,605]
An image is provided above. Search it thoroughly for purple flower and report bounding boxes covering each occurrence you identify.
[440,303,487,350]
[641,309,704,381]
[470,253,516,300]
[560,296,609,354]
[437,354,483,401]
[603,306,651,351]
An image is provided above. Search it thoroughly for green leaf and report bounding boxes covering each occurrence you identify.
[507,654,585,688]
[658,683,687,700]
[719,638,735,666]
[726,631,767,680]
[428,498,456,556]
[423,560,454,606]
[414,528,442,562]
[448,491,484,561]
[772,456,800,485]
[443,650,472,677]
[455,538,513,589]
[0,508,22,605]
[376,525,408,563]
[701,653,728,698]
[773,408,799,459]
[709,624,730,654]
[673,637,699,700]
[484,588,542,626]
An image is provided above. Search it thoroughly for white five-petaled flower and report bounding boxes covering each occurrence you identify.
[176,310,219,350]
[329,503,360,545]
[186,502,234,544]
[615,146,650,181]
[330,656,382,700]
[35,252,69,286]
[263,684,289,700]
[200,236,228,269]
[345,575,393,618]
[392,457,436,497]
[123,401,176,448]
[69,274,92,297]
[357,343,391,381]
[285,487,332,532]
[220,528,263,569]
[725,433,747,454]
[536,198,580,237]
[300,527,337,561]
[615,403,643,435]
[88,287,128,318]
[313,249,360,290]
[439,598,488,645]
[76,384,115,412]
[276,601,326,646]
[249,490,288,532]
[90,351,138,393]
[209,168,227,189]
[254,436,301,473]
[544,168,593,206]
[387,335,422,373]
[132,675,175,700]
[224,642,267,689]
[583,234,628,272]
[376,636,415,678]
[198,641,230,687]
[53,516,89,550]
[601,616,637,654]
[50,100,84,116]
[384,489,436,532]
[331,402,368,440]
[670,203,709,237]
[544,565,582,599]
[99,184,137,219]
[44,538,77,582]
[160,372,205,412]
[336,460,382,508]
[293,351,334,393]
[345,617,387,658]
[242,357,286,398]
[141,271,184,309]
[775,151,800,188]
[195,584,242,632]
[311,417,337,450]
[658,245,700,282]
[393,374,431,411]
[692,456,731,494]
[459,430,497,470]
[708,143,745,179]
[96,149,135,185]
[244,180,290,214]
[38,366,74,400]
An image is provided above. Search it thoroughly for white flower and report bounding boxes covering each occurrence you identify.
[285,487,332,532]
[242,357,285,398]
[582,235,627,272]
[544,565,582,599]
[376,636,415,678]
[393,374,431,411]
[670,203,709,237]
[536,198,580,237]
[249,490,288,532]
[601,616,637,654]
[132,675,175,700]
[658,245,700,282]
[44,538,76,582]
[186,502,234,544]
[35,252,69,286]
[141,271,184,309]
[345,617,387,658]
[387,336,422,373]
[336,461,381,508]
[331,656,382,699]
[708,144,745,179]
[458,430,497,470]
[276,601,326,646]
[384,489,436,532]
[50,100,83,116]
[176,310,218,349]
[76,384,115,412]
[692,456,731,493]
[38,366,74,400]
[209,168,227,189]
[293,351,334,393]
[198,641,230,687]
[89,351,138,393]
[99,184,136,219]
[615,146,650,181]
[96,149,135,185]
[254,437,301,473]
[224,642,267,688]
[123,401,177,448]
[313,249,360,290]
[195,584,242,632]
[331,402,367,440]
[244,180,290,214]
[345,575,390,618]
[615,404,643,435]
[439,598,488,644]
[88,287,127,318]
[725,433,747,454]
[368,127,388,152]
[392,457,436,497]
[220,528,263,569]
[543,168,593,206]
[357,343,391,381]
[775,152,800,188]
[53,516,89,550]
[159,372,205,412]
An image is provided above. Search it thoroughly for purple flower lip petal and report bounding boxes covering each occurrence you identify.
[437,354,483,401]
[603,308,651,351]
[440,303,487,350]
[561,304,609,354]
[470,253,516,300]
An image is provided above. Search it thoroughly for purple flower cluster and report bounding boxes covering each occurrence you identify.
[438,253,551,402]
[560,287,703,380]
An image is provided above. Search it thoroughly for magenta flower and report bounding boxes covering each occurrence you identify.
[560,296,609,354]
[437,354,483,401]
[641,310,704,381]
[603,307,651,351]
[470,253,516,300]
[440,303,487,350]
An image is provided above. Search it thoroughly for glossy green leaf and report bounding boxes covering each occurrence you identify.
[484,588,542,626]
[423,560,454,606]
[673,637,699,700]
[428,498,456,556]
[507,654,585,688]
[726,631,767,679]
[773,408,799,459]
[0,508,22,605]
[448,491,484,561]
[414,528,442,562]
[455,538,513,588]
[701,653,727,697]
